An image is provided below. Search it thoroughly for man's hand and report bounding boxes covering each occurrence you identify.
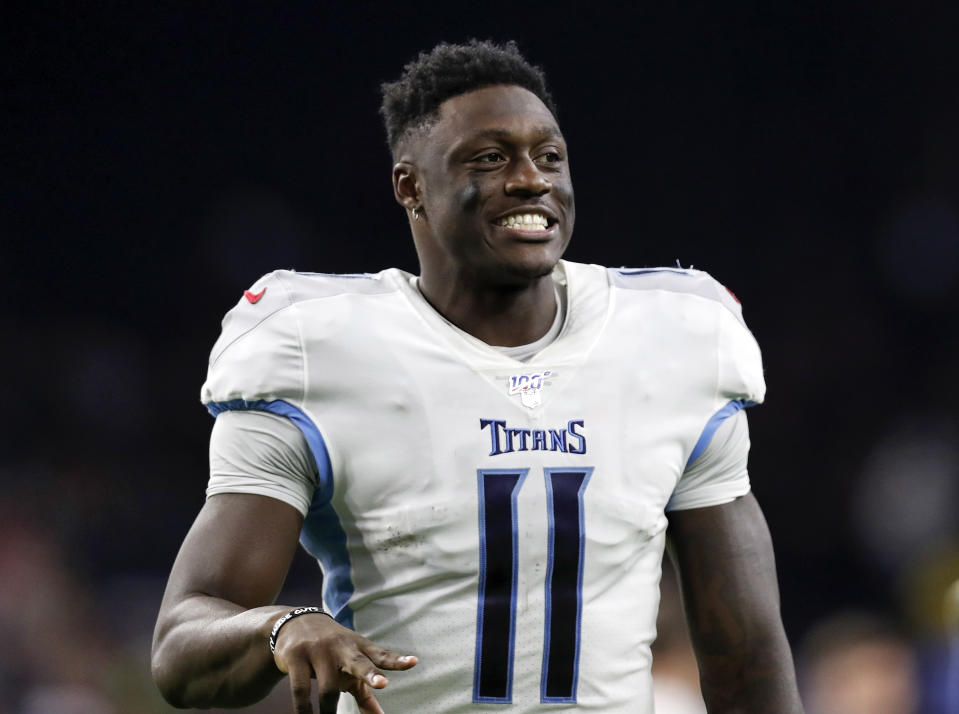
[272,612,418,714]
[152,494,417,711]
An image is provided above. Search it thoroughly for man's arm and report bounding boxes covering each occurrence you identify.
[666,493,804,714]
[151,493,416,713]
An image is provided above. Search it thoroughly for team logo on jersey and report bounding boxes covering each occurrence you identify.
[508,370,552,409]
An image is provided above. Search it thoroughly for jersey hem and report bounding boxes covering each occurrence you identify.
[205,484,310,517]
[665,481,751,512]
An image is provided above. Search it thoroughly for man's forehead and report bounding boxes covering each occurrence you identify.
[435,85,561,139]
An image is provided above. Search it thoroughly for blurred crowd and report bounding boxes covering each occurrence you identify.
[653,566,959,714]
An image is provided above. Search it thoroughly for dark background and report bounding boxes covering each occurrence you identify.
[3,2,958,712]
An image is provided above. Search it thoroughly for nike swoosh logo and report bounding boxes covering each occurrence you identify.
[244,287,267,304]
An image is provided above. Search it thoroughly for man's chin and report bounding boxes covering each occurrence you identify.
[487,254,562,286]
[466,236,568,286]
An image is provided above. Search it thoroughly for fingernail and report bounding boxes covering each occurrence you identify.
[370,674,387,686]
[398,655,415,663]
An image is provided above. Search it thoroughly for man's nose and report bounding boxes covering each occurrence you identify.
[504,157,551,197]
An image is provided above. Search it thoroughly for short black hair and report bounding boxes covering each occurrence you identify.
[380,39,557,155]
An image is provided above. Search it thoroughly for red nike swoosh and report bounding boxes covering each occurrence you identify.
[244,287,267,304]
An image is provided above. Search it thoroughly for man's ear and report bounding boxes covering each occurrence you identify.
[392,162,421,211]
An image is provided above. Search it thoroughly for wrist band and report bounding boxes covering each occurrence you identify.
[269,606,330,654]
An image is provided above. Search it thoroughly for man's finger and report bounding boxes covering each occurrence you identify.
[314,664,341,714]
[363,645,419,671]
[338,649,390,691]
[287,660,315,714]
[318,688,340,714]
[351,680,386,714]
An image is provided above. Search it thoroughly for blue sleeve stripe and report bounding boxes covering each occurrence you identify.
[685,399,757,468]
[206,399,333,498]
[204,399,355,628]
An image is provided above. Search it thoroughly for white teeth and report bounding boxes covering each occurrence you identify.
[497,212,549,229]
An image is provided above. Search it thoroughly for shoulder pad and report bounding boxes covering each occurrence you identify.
[607,267,745,326]
[209,269,395,365]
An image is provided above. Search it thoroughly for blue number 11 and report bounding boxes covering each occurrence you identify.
[473,467,593,704]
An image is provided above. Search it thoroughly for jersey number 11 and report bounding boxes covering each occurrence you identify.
[474,467,593,704]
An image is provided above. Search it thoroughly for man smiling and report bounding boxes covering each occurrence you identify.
[152,40,804,713]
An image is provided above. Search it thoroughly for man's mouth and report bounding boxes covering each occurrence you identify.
[495,211,552,232]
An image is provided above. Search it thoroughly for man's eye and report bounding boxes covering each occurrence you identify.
[536,151,562,163]
[475,152,505,163]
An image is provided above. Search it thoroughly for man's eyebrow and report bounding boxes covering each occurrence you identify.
[468,126,564,142]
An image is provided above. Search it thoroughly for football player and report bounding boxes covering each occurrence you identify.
[152,40,804,714]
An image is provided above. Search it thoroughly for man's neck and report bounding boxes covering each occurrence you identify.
[416,271,558,347]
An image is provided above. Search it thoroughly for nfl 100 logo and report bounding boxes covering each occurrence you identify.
[508,370,552,408]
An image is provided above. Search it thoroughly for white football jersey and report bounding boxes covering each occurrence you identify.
[201,260,765,713]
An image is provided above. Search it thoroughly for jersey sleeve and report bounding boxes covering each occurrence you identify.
[670,273,766,511]
[666,408,751,511]
[208,410,318,516]
[199,272,333,510]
